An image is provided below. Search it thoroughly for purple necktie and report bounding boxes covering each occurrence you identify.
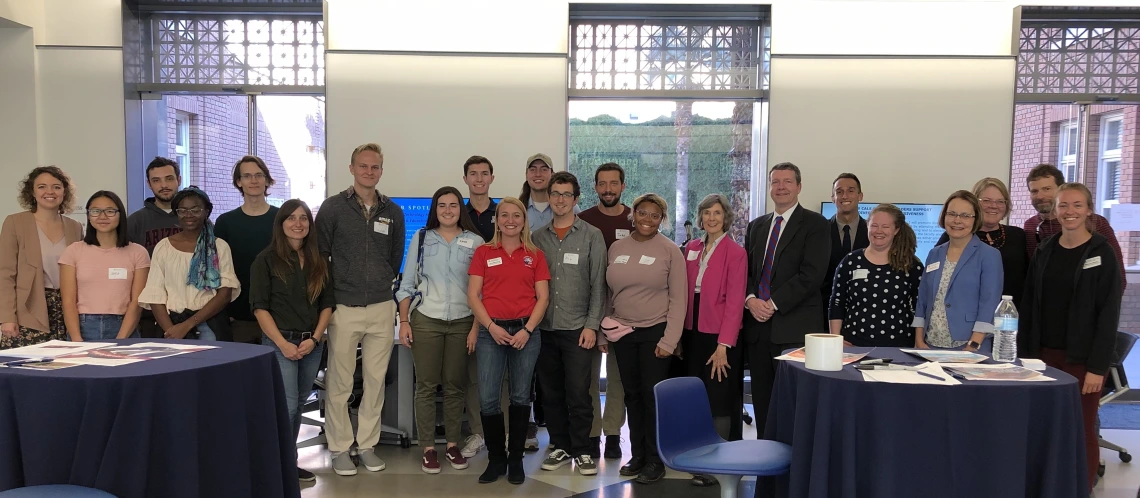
[758,216,783,300]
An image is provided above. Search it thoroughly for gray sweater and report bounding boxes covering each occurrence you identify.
[532,217,608,332]
[317,187,406,307]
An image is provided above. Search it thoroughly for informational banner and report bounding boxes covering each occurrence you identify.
[390,197,501,273]
[820,202,945,261]
[1110,203,1140,232]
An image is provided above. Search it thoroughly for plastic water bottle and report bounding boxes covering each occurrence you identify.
[992,295,1019,363]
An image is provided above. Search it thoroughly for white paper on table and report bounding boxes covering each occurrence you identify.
[1020,359,1047,371]
[58,342,217,362]
[942,363,1055,382]
[899,348,989,364]
[129,342,218,351]
[860,362,962,385]
[58,357,144,367]
[0,340,116,359]
[775,348,869,365]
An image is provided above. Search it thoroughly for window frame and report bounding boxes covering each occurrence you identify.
[1096,113,1123,213]
[174,112,191,189]
[1058,120,1079,182]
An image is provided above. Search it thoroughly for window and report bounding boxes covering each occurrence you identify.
[174,113,191,189]
[1058,120,1079,182]
[1097,114,1123,212]
[1018,23,1140,96]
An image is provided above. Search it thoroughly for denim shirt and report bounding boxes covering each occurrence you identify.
[395,229,481,322]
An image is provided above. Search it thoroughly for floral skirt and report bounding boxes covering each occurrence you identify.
[0,288,66,350]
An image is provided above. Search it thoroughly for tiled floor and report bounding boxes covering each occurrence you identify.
[294,407,1140,497]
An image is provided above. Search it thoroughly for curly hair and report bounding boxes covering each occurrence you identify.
[18,166,75,214]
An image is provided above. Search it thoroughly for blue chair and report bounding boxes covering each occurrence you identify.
[0,485,117,497]
[655,377,792,498]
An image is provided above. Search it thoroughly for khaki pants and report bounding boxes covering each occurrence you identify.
[325,301,396,454]
[590,349,626,437]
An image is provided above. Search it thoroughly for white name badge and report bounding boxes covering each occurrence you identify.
[614,255,630,264]
[615,229,630,240]
[458,237,475,249]
[687,250,699,261]
[374,221,389,235]
[1083,256,1102,269]
[853,269,869,280]
[564,253,580,265]
[926,262,940,273]
[487,257,503,267]
[108,268,128,280]
[639,255,656,265]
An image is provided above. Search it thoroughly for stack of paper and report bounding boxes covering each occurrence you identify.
[942,363,1055,382]
[776,348,869,365]
[0,340,116,359]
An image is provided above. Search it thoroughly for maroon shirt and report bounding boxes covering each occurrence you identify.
[579,205,634,249]
[1023,213,1126,290]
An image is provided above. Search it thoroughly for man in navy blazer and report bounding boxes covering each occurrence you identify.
[743,162,830,435]
[822,173,870,316]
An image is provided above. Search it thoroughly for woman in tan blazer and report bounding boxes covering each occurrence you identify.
[0,166,84,349]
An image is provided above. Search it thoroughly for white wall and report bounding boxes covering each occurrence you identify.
[0,0,124,216]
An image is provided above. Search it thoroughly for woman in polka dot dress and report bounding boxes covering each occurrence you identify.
[828,204,923,347]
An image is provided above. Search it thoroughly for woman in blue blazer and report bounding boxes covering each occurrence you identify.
[912,190,1004,354]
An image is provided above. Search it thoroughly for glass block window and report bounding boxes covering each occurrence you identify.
[1018,23,1140,95]
[151,15,324,86]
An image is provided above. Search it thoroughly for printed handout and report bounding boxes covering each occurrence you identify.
[0,340,116,359]
[900,349,990,364]
[943,363,1055,382]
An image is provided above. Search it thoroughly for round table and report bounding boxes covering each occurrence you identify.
[757,347,1088,498]
[0,340,300,498]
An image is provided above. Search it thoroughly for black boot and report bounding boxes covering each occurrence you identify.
[478,413,507,484]
[507,405,531,485]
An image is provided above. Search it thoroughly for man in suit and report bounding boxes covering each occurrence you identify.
[822,173,870,315]
[743,162,830,435]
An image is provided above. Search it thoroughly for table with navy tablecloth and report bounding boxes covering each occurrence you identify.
[0,339,300,498]
[758,347,1088,498]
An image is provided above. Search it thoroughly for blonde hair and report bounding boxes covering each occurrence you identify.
[350,143,384,165]
[629,193,669,224]
[488,197,538,252]
[971,177,1012,217]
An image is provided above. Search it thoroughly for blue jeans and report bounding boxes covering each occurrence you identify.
[193,322,217,341]
[263,334,325,440]
[77,314,138,341]
[476,321,541,415]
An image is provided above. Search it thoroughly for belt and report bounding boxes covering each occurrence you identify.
[492,318,526,327]
[279,330,314,342]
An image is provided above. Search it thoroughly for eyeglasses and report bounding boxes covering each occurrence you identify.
[175,207,205,216]
[87,208,119,217]
[979,198,1008,207]
[945,211,976,220]
[635,209,663,221]
[549,191,576,200]
[240,173,266,181]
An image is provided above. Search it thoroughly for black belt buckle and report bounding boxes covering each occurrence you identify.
[299,331,313,342]
[492,318,525,328]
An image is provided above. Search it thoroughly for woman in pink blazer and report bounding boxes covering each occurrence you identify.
[682,194,747,459]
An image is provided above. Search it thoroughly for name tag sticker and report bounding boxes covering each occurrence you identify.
[108,268,128,280]
[374,221,389,235]
[564,253,579,265]
[615,229,630,240]
[639,255,656,265]
[926,262,940,273]
[853,269,869,280]
[687,250,700,261]
[458,237,475,249]
[1084,256,1102,269]
[614,255,630,264]
[487,257,503,267]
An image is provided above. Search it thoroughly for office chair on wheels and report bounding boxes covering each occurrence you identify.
[1097,330,1137,477]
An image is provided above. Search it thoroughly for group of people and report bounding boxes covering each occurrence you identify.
[0,145,1124,490]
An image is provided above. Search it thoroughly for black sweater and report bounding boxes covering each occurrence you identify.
[1018,233,1123,375]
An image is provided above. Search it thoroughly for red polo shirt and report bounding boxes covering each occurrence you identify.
[469,244,551,320]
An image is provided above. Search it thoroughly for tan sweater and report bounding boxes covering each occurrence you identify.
[606,233,688,354]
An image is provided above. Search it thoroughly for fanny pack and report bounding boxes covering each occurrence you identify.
[601,316,634,342]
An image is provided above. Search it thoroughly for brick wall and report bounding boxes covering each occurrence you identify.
[1012,104,1140,334]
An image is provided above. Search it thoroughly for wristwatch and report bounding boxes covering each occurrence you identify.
[966,340,981,351]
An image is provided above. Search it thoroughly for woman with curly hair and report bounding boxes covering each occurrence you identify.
[0,166,84,349]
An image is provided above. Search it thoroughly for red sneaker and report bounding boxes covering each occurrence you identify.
[445,446,469,470]
[421,449,441,474]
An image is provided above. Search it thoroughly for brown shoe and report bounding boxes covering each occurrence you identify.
[445,446,469,470]
[421,449,441,474]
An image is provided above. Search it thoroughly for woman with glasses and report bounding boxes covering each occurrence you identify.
[913,190,1004,354]
[249,199,332,482]
[139,187,240,341]
[59,191,150,341]
[936,178,1028,305]
[0,166,84,349]
[605,193,687,485]
[1019,183,1122,492]
[397,186,483,475]
[830,204,924,347]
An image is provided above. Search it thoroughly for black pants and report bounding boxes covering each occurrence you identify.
[537,328,594,456]
[742,319,802,438]
[613,322,671,464]
[684,294,744,440]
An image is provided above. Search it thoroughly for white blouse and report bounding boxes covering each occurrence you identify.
[138,237,240,313]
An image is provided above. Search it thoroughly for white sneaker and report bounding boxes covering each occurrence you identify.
[358,448,386,472]
[460,434,485,458]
